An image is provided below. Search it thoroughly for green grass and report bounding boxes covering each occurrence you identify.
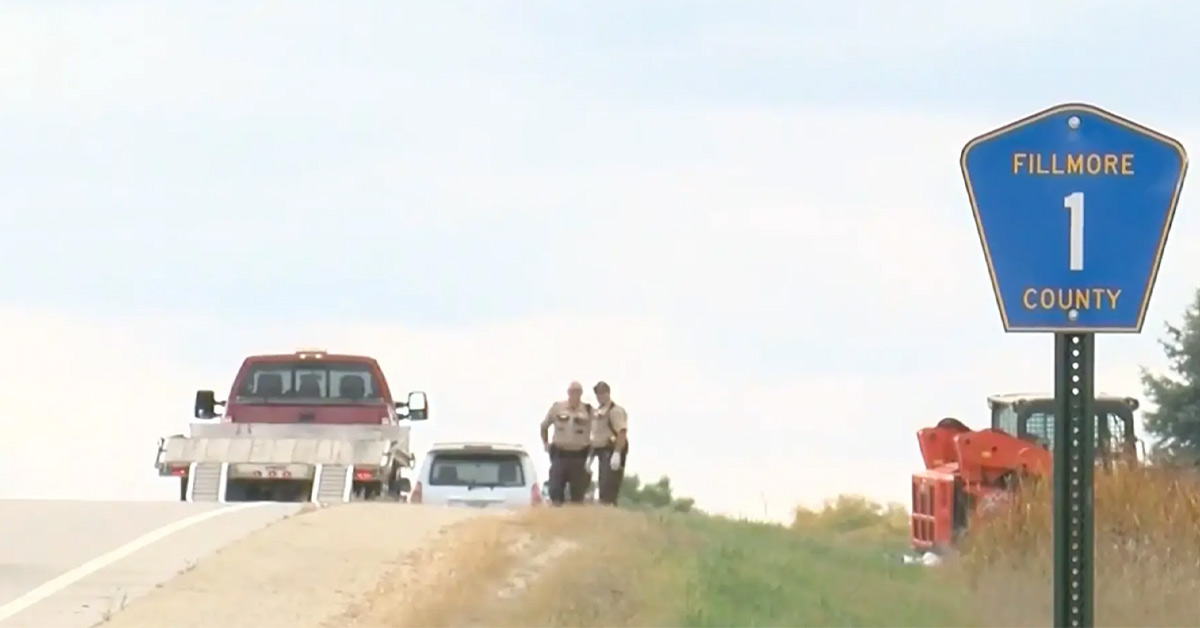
[472,506,975,628]
[660,514,971,628]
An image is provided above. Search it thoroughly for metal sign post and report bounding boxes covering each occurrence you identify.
[1053,332,1095,627]
[960,103,1188,628]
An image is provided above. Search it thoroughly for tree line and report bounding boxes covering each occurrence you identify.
[1142,288,1200,465]
[617,473,697,513]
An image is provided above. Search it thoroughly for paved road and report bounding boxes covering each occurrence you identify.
[0,500,301,628]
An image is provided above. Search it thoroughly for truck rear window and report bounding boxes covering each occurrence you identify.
[428,453,526,488]
[235,361,383,403]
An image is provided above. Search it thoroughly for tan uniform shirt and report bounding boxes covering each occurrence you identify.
[591,402,628,448]
[541,400,594,451]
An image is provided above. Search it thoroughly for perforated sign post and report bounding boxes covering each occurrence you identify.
[960,103,1188,628]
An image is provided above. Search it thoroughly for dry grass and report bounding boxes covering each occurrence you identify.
[335,506,681,628]
[491,507,686,627]
[955,465,1200,627]
[332,512,522,627]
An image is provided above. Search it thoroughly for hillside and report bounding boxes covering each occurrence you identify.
[341,466,1200,628]
[99,467,1200,627]
[331,505,970,627]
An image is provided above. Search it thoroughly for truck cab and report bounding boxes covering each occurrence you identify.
[157,348,429,504]
[193,349,428,425]
[986,392,1141,465]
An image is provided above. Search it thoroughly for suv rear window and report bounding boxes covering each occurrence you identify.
[428,452,525,488]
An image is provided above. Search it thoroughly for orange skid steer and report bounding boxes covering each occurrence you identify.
[910,392,1140,553]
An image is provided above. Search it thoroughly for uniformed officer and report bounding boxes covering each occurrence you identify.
[540,381,594,505]
[591,380,629,506]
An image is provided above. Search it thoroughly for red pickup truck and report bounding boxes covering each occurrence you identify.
[155,348,429,503]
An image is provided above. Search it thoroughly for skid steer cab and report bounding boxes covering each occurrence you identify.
[155,348,430,504]
[910,392,1141,554]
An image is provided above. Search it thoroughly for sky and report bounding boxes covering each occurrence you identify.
[2,0,1199,522]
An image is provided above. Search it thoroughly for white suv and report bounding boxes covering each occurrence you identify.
[410,442,542,509]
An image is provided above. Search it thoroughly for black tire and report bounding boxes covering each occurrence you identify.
[352,481,383,501]
[386,463,402,499]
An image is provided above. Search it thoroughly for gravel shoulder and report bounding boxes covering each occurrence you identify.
[99,504,495,628]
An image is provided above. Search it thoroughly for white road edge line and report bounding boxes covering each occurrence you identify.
[0,502,267,623]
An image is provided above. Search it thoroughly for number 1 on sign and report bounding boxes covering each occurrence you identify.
[1064,191,1084,271]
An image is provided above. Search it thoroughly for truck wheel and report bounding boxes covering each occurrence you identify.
[353,481,383,501]
[386,464,407,501]
[179,477,188,502]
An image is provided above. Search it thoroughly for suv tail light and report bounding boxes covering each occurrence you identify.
[410,481,423,504]
[531,482,542,506]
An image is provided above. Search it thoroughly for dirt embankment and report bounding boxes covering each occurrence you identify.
[100,504,670,628]
[104,501,999,627]
[333,506,679,628]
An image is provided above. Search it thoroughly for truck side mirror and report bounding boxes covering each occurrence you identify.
[398,391,429,421]
[194,390,222,419]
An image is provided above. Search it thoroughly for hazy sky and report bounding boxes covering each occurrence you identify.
[2,1,1198,521]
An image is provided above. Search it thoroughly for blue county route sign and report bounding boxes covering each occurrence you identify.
[961,103,1189,333]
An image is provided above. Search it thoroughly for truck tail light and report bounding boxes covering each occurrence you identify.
[353,469,374,482]
[531,482,542,506]
[410,481,423,504]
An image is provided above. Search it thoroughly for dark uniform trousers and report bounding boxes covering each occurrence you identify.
[548,445,591,505]
[593,444,627,505]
